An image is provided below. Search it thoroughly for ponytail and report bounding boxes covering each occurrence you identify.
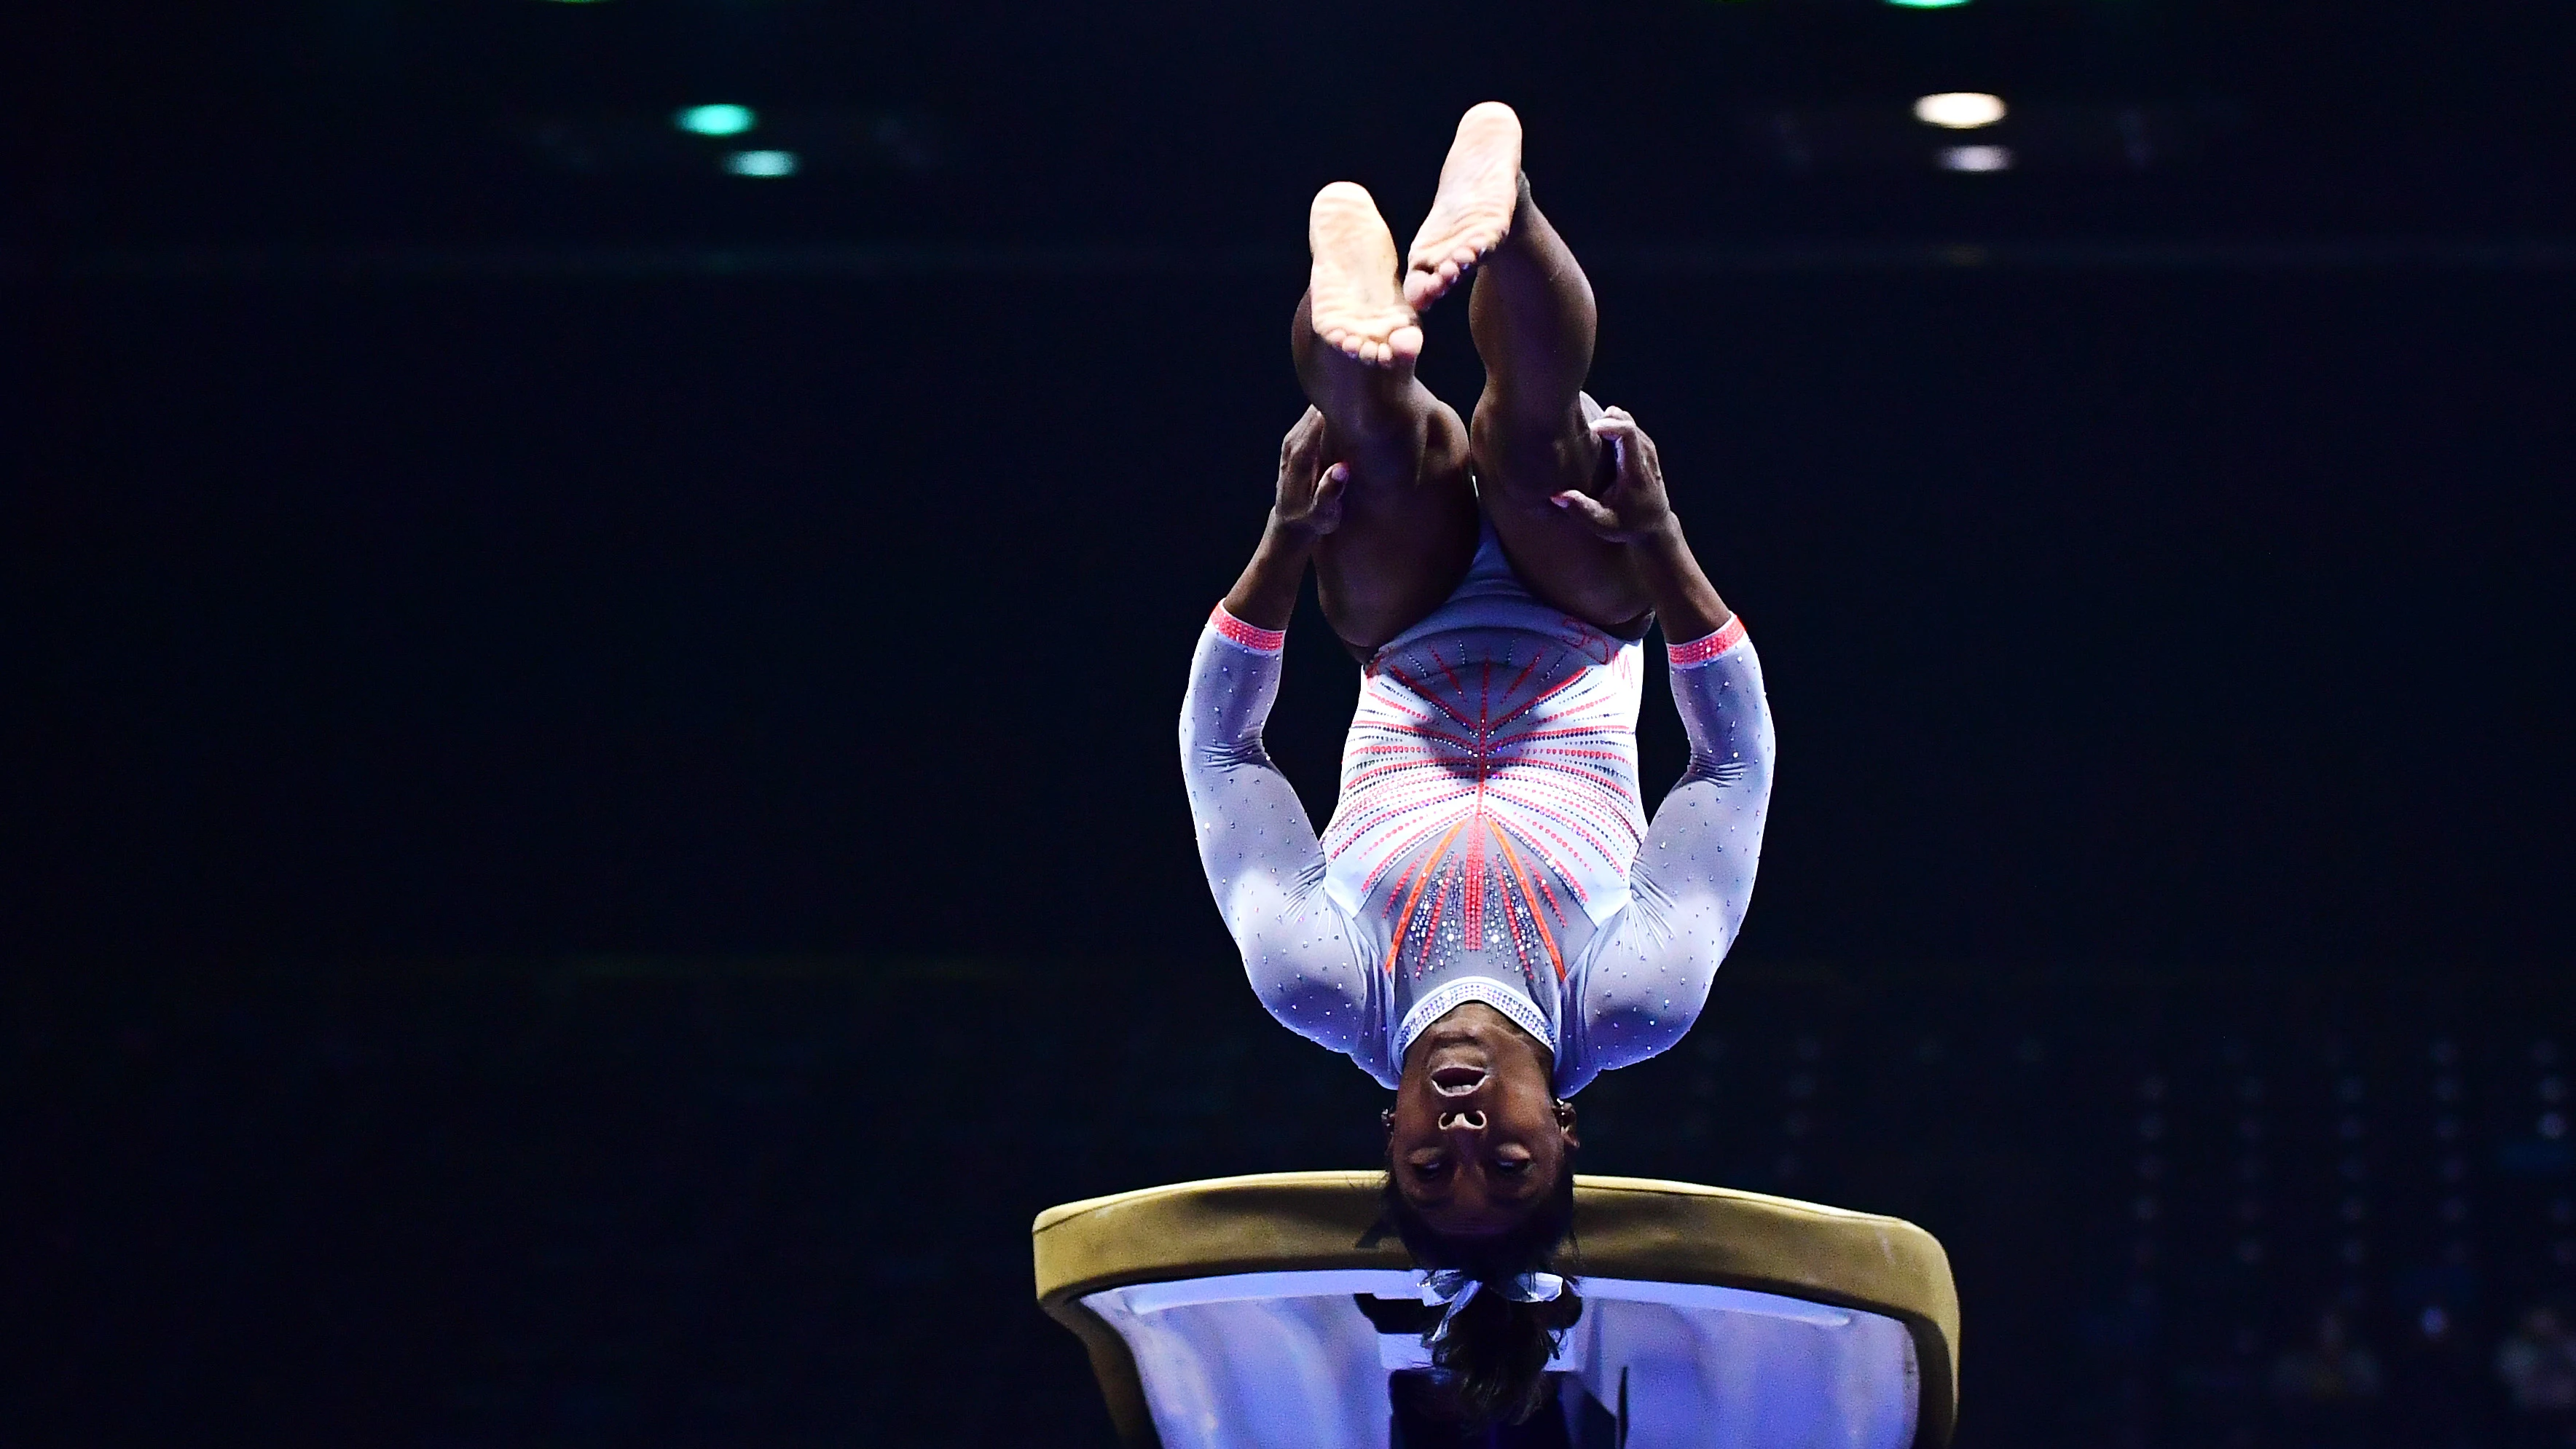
[1378,1163,1582,1427]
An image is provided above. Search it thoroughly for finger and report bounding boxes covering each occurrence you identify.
[1308,464,1351,533]
[1598,407,1657,468]
[1550,490,1620,535]
[1283,432,1323,484]
[1588,415,1639,477]
[1284,407,1324,461]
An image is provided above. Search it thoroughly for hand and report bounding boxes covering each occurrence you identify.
[1550,407,1675,544]
[1270,407,1351,539]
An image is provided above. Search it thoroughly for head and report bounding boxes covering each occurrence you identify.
[1384,1004,1579,1234]
[1378,1004,1582,1426]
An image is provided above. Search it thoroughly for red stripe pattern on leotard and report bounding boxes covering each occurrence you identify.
[1322,623,1646,989]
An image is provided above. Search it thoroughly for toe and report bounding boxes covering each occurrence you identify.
[1390,325,1424,361]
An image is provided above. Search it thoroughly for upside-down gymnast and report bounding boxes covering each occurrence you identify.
[1179,103,1778,1426]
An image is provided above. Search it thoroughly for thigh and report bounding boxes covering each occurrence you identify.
[1470,389,1652,633]
[1312,398,1482,655]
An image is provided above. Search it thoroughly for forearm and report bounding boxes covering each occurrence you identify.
[1178,611,1316,890]
[1220,515,1322,633]
[1569,638,1773,1087]
[1633,639,1771,948]
[1630,515,1732,643]
[1178,616,1375,1064]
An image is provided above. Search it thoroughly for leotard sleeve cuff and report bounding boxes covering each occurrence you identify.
[1667,615,1748,669]
[1208,604,1287,656]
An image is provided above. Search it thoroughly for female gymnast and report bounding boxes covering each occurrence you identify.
[1179,103,1776,1426]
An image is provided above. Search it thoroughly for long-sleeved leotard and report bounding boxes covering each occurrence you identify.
[1179,525,1775,1096]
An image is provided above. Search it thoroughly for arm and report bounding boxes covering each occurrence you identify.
[1550,409,1777,1089]
[1179,412,1385,1073]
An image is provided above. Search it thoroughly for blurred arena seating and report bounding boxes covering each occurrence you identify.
[9,959,2569,1448]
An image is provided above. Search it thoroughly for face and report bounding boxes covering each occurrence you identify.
[1386,1004,1576,1237]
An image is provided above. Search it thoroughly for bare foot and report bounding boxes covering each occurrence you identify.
[1308,182,1423,368]
[1405,101,1523,311]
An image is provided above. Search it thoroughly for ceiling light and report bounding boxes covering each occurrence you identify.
[1886,0,1971,8]
[677,104,758,137]
[1937,145,2013,173]
[723,149,799,178]
[1915,93,2006,129]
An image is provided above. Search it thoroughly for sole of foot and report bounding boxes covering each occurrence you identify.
[1405,101,1523,311]
[1308,181,1423,368]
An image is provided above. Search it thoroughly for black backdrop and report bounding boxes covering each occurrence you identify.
[11,0,2576,1442]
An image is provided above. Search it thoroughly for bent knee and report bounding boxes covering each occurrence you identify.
[1469,403,1603,499]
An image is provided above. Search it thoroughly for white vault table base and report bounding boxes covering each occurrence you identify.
[1034,1172,1959,1449]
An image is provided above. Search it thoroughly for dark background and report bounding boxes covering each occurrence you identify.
[8,0,2575,1444]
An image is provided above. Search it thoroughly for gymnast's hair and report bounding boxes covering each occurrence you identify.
[1378,1155,1583,1426]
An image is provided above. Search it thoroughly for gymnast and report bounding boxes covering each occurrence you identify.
[1179,103,1777,1426]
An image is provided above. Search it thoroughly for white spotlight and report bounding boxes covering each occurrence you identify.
[723,149,799,178]
[1938,144,2014,173]
[1915,93,2007,130]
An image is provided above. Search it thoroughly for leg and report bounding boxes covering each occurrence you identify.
[1468,178,1650,630]
[1410,106,1649,631]
[1297,184,1480,653]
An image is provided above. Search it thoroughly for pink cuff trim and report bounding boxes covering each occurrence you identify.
[1667,616,1747,668]
[1209,605,1286,655]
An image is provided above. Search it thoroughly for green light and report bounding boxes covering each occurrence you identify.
[723,149,798,178]
[675,104,757,138]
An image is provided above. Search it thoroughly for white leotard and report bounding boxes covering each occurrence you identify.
[1179,524,1775,1095]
